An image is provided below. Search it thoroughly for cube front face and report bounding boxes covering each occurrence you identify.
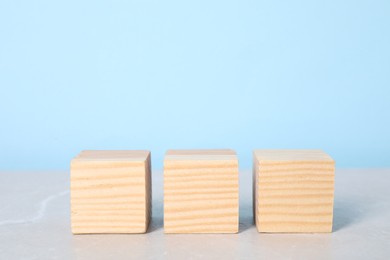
[253,150,335,233]
[164,150,239,233]
[71,150,151,234]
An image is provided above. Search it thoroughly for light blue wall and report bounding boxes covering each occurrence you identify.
[1,1,389,170]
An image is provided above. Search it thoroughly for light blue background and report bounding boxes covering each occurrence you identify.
[1,0,389,170]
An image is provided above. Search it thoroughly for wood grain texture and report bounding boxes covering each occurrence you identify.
[164,149,239,233]
[71,150,151,234]
[253,150,335,233]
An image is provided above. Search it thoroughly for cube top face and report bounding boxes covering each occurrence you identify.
[166,149,236,156]
[165,149,237,161]
[74,150,150,162]
[164,149,239,234]
[71,150,151,234]
[253,150,335,233]
[254,150,334,164]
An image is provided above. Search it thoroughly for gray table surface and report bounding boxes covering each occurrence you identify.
[0,169,389,259]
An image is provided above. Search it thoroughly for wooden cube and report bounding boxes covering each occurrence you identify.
[71,150,151,234]
[164,149,239,233]
[253,150,335,233]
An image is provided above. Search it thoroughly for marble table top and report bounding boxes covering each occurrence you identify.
[0,169,389,259]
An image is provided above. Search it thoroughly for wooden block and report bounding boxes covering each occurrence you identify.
[253,150,335,233]
[164,149,239,233]
[70,150,151,234]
